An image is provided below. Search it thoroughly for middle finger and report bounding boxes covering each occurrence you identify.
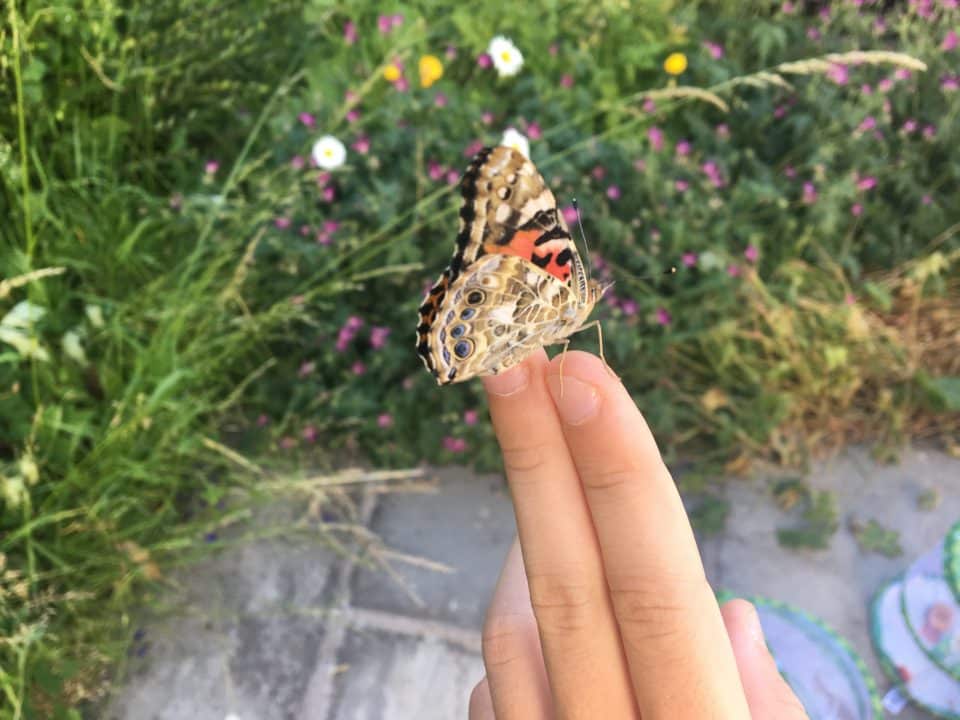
[483,350,637,718]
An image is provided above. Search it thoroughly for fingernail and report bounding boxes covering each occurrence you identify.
[483,364,529,397]
[547,374,601,425]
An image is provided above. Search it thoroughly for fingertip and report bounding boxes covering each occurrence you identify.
[468,677,494,720]
[720,598,765,648]
[482,351,548,397]
[545,350,615,388]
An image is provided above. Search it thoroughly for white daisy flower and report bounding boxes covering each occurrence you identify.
[500,128,530,159]
[488,36,524,78]
[311,135,347,170]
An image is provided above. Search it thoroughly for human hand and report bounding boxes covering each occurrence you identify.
[468,350,809,719]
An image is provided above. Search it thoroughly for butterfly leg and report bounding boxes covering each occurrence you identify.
[575,320,617,379]
[556,338,571,398]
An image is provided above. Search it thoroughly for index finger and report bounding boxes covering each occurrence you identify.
[545,351,749,719]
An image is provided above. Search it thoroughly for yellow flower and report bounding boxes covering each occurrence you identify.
[663,52,688,76]
[419,54,444,88]
[383,63,402,82]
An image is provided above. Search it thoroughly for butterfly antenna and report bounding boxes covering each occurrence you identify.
[571,198,593,281]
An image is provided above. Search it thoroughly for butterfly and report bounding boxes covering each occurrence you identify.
[416,145,609,385]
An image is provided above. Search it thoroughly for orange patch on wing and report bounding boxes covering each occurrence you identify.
[485,230,570,282]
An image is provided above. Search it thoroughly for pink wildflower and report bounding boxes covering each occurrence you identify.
[463,139,485,158]
[774,105,788,119]
[944,30,959,51]
[480,111,494,125]
[675,179,689,193]
[323,220,340,235]
[562,205,578,225]
[807,27,822,41]
[298,361,315,377]
[526,121,542,140]
[826,64,849,85]
[878,77,894,93]
[445,45,457,60]
[802,182,818,204]
[676,140,692,157]
[782,1,796,13]
[561,73,574,88]
[784,165,797,179]
[394,76,409,92]
[351,135,370,154]
[377,15,392,33]
[851,203,863,217]
[377,413,393,428]
[727,264,741,278]
[633,158,647,173]
[302,425,317,443]
[857,116,877,133]
[274,217,291,230]
[280,436,297,450]
[549,43,559,56]
[621,299,639,316]
[845,293,856,306]
[291,155,305,170]
[744,245,759,263]
[715,123,730,139]
[591,165,606,181]
[682,252,698,268]
[370,326,391,349]
[942,75,960,92]
[655,307,672,326]
[606,185,621,200]
[477,53,492,69]
[298,112,315,128]
[902,119,918,134]
[346,109,360,123]
[204,160,219,175]
[446,170,460,186]
[322,186,335,202]
[647,126,665,151]
[922,194,933,205]
[463,410,479,426]
[923,124,936,140]
[344,20,357,45]
[428,161,445,181]
[856,176,877,191]
[256,414,269,427]
[443,436,467,453]
[860,84,873,95]
[704,41,724,59]
[894,68,912,81]
[351,361,366,376]
[702,160,725,187]
[434,93,448,108]
[642,98,657,113]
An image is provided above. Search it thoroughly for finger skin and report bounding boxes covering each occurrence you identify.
[468,677,495,720]
[480,539,552,720]
[545,351,750,719]
[721,600,810,720]
[483,353,638,718]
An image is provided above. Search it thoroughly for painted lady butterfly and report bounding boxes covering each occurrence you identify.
[416,145,609,385]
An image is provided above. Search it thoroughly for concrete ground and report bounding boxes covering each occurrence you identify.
[107,447,960,720]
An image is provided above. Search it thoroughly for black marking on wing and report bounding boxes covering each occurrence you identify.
[530,253,553,269]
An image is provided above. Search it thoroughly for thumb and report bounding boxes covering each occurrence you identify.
[721,599,810,720]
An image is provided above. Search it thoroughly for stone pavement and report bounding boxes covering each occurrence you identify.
[107,447,960,720]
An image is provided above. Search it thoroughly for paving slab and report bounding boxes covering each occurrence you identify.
[351,468,515,629]
[324,629,483,720]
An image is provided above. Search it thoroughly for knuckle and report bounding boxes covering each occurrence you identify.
[500,441,549,475]
[481,612,532,671]
[580,465,639,493]
[526,566,596,635]
[606,569,710,643]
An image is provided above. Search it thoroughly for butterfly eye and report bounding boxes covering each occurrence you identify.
[451,324,467,339]
[460,308,476,320]
[466,290,485,305]
[453,339,474,358]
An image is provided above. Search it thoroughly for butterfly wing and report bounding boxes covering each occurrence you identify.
[417,146,590,381]
[421,253,585,384]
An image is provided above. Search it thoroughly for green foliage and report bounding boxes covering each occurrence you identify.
[776,487,839,550]
[850,517,903,557]
[689,495,730,536]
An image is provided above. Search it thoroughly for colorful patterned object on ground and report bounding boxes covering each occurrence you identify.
[718,591,883,719]
[870,521,960,717]
[872,578,960,718]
